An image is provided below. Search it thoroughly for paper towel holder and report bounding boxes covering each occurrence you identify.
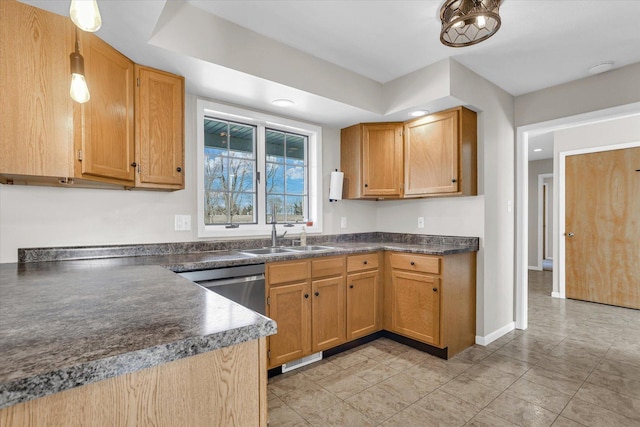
[329,169,344,202]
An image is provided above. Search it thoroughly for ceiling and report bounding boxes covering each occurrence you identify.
[22,0,640,153]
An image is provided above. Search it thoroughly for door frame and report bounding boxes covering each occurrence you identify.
[537,173,553,270]
[558,141,640,298]
[515,102,640,331]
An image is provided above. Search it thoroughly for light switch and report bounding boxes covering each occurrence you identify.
[418,217,425,228]
[174,215,191,231]
[340,216,347,228]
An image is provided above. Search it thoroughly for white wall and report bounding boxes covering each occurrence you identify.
[0,94,377,263]
[543,176,554,261]
[551,115,640,295]
[527,159,553,268]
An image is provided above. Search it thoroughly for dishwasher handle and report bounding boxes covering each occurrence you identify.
[198,274,265,288]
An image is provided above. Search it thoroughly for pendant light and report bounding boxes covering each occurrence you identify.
[69,0,102,32]
[69,29,90,104]
[440,0,501,48]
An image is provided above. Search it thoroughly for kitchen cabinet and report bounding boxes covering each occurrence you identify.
[341,123,403,199]
[385,251,476,357]
[266,256,347,368]
[403,106,477,197]
[346,252,382,340]
[134,65,185,189]
[0,0,184,190]
[340,106,476,200]
[266,260,311,368]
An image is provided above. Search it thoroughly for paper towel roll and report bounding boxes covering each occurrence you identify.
[329,171,344,201]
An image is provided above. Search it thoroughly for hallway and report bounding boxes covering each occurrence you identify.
[267,270,640,426]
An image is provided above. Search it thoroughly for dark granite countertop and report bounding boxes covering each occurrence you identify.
[1,233,478,409]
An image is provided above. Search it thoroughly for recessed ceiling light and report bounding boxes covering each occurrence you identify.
[272,99,294,107]
[410,110,429,117]
[533,148,542,152]
[588,61,614,75]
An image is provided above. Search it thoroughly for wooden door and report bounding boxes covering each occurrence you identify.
[135,66,184,189]
[404,109,458,195]
[75,32,135,184]
[311,276,346,352]
[565,147,640,309]
[267,282,311,368]
[362,123,403,197]
[346,270,379,340]
[391,270,441,345]
[0,0,74,179]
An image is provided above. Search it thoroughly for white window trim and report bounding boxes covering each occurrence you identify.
[196,98,323,238]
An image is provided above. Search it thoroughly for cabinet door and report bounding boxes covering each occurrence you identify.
[362,123,403,197]
[390,270,441,346]
[75,32,135,184]
[347,270,379,340]
[311,276,346,352]
[0,0,74,180]
[404,110,458,195]
[267,282,311,368]
[135,66,185,189]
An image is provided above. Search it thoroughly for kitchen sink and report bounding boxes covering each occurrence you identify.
[238,247,296,256]
[286,245,335,252]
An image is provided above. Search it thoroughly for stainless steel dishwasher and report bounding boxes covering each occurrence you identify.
[178,264,266,315]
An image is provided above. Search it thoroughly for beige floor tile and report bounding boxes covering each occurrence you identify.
[315,368,372,399]
[297,359,343,382]
[279,384,343,415]
[350,358,401,385]
[267,394,310,427]
[561,397,636,427]
[534,355,594,383]
[440,375,502,409]
[485,393,558,427]
[574,381,640,421]
[466,409,521,427]
[269,372,319,397]
[460,364,521,391]
[414,389,482,426]
[452,345,493,363]
[586,368,640,399]
[345,384,408,424]
[303,401,376,427]
[326,350,369,370]
[505,378,573,414]
[550,416,586,427]
[479,353,532,377]
[495,341,547,365]
[522,366,584,396]
[403,362,461,387]
[595,358,640,382]
[378,403,443,427]
[376,372,438,404]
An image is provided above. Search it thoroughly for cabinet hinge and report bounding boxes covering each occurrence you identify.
[137,77,140,87]
[267,296,270,305]
[77,150,83,161]
[267,350,271,359]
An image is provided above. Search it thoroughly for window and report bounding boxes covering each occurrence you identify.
[197,99,322,238]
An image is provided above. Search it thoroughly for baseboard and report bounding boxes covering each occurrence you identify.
[528,265,542,271]
[475,321,515,346]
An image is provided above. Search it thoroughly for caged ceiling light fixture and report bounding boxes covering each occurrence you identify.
[69,28,90,103]
[440,0,501,48]
[69,0,102,32]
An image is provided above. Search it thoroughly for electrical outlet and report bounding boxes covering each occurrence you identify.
[174,215,191,231]
[340,216,347,229]
[417,217,425,228]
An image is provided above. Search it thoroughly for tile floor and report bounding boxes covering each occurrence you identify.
[267,270,640,426]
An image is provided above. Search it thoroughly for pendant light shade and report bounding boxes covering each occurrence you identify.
[70,0,102,32]
[70,31,90,103]
[440,0,501,48]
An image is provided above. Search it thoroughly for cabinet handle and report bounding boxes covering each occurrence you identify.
[304,293,309,299]
[349,284,354,289]
[433,288,438,292]
[451,178,457,183]
[131,162,137,167]
[410,261,415,266]
[314,291,320,297]
[363,261,368,265]
[176,167,182,173]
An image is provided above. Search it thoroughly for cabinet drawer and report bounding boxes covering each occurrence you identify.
[390,253,440,274]
[267,260,309,285]
[347,253,379,272]
[312,256,345,278]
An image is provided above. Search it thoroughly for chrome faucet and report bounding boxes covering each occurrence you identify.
[270,213,287,247]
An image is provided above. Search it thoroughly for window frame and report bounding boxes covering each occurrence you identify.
[196,98,323,238]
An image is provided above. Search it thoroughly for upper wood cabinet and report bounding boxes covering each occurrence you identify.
[341,123,403,199]
[404,107,477,197]
[135,66,185,190]
[0,0,184,191]
[74,31,135,185]
[340,106,477,200]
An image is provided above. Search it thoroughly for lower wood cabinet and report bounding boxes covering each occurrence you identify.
[346,253,382,340]
[311,272,346,352]
[385,251,476,357]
